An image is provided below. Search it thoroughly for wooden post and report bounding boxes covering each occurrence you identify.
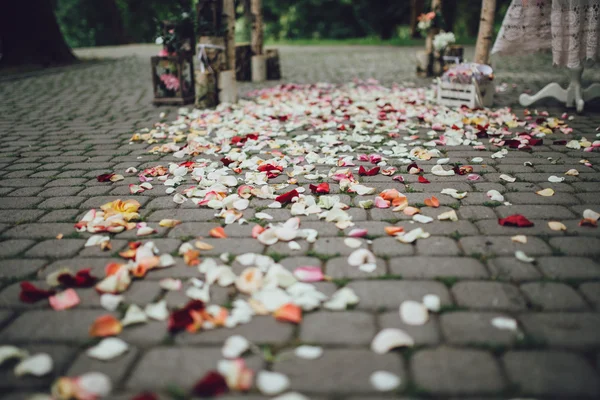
[250,0,266,82]
[223,0,236,71]
[251,0,263,56]
[221,0,237,102]
[474,0,496,65]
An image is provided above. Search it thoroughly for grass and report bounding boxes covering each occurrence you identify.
[330,277,351,287]
[306,250,340,262]
[470,252,496,263]
[435,276,460,288]
[265,35,477,47]
[448,231,463,241]
[483,201,503,208]
[267,251,287,263]
[370,274,403,280]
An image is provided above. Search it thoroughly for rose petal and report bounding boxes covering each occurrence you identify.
[89,315,122,337]
[222,335,250,359]
[370,370,401,392]
[257,370,290,395]
[399,300,429,325]
[86,338,129,361]
[422,294,441,312]
[548,221,567,231]
[515,250,535,263]
[536,188,554,196]
[371,328,414,354]
[293,266,324,282]
[49,288,80,311]
[14,353,53,377]
[294,345,323,359]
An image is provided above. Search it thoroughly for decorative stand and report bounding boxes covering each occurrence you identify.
[519,67,600,114]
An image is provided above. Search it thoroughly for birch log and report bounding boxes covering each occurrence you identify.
[474,0,496,65]
[251,0,263,56]
[223,0,236,72]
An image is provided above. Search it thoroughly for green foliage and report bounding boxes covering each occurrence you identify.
[55,0,514,48]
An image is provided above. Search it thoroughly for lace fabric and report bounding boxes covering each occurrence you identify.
[492,0,600,68]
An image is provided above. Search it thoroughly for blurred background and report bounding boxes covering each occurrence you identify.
[53,0,511,49]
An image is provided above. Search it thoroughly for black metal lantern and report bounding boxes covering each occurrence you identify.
[196,0,222,36]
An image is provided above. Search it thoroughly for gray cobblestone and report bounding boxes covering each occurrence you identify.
[503,351,600,397]
[127,347,262,390]
[518,313,600,349]
[347,280,452,310]
[300,311,375,345]
[452,281,527,311]
[274,349,405,393]
[25,239,85,258]
[410,347,505,395]
[389,256,488,279]
[441,311,520,346]
[1,45,599,396]
[520,282,589,311]
[487,257,542,281]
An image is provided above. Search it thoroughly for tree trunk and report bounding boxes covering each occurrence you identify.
[103,0,129,44]
[223,0,236,71]
[410,0,425,38]
[251,0,263,55]
[0,0,76,67]
[474,0,496,64]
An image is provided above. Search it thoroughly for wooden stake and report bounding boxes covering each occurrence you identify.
[474,0,496,65]
[251,0,263,56]
[223,0,236,71]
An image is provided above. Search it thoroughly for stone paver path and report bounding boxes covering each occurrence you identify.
[0,45,599,399]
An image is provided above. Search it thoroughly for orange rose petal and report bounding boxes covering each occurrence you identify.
[131,264,148,278]
[184,249,201,266]
[89,315,122,337]
[424,196,440,208]
[138,255,160,271]
[403,206,421,216]
[274,303,302,324]
[118,249,137,259]
[209,226,227,238]
[195,241,214,250]
[384,226,405,236]
[251,225,265,238]
[105,262,125,276]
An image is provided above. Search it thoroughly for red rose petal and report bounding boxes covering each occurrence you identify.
[96,173,115,182]
[193,371,229,398]
[275,189,299,204]
[358,166,380,176]
[19,282,55,303]
[168,300,205,332]
[498,214,534,227]
[418,175,430,184]
[57,268,98,288]
[309,182,330,194]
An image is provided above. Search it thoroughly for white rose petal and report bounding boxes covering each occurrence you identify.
[399,300,429,325]
[256,370,290,395]
[294,345,323,359]
[14,353,53,377]
[371,328,414,354]
[370,370,401,391]
[86,338,129,361]
[222,335,250,359]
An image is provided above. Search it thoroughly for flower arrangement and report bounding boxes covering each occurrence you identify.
[417,10,445,35]
[155,12,194,56]
[433,31,456,52]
